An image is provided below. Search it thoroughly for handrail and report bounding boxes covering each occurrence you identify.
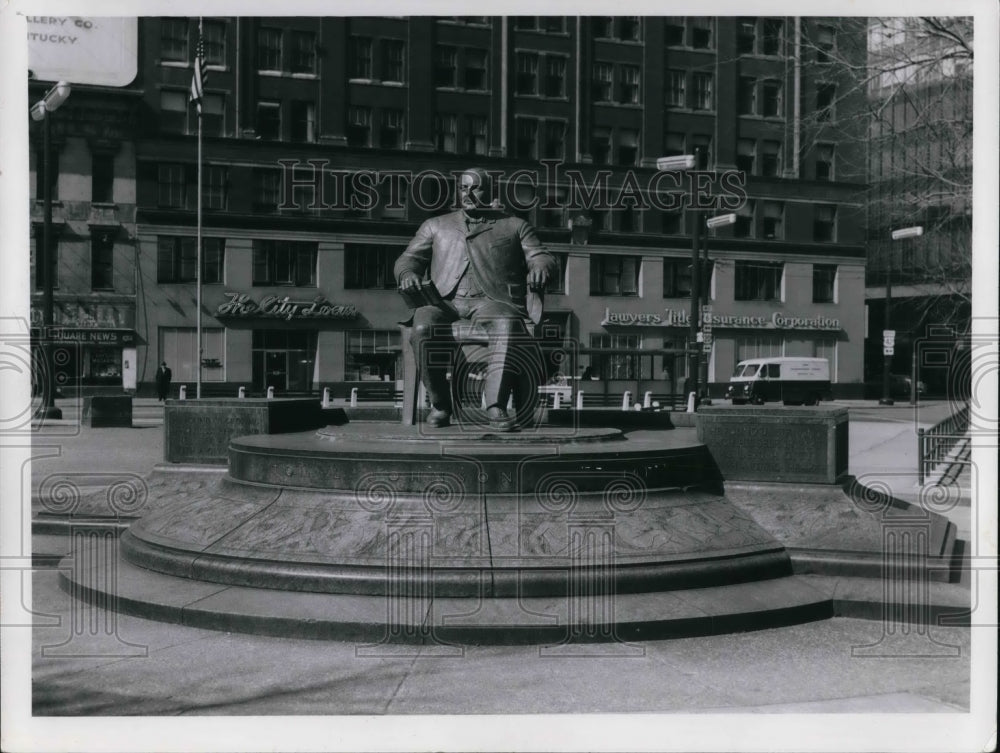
[918,403,971,484]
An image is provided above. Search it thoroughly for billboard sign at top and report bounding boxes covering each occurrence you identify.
[27,16,137,87]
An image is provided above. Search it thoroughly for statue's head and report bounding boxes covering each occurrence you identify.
[459,167,494,212]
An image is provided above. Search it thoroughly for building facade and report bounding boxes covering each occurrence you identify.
[33,16,870,398]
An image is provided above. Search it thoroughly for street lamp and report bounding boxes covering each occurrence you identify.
[880,225,923,406]
[31,81,71,420]
[698,213,737,404]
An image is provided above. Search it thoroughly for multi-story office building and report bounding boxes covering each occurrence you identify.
[32,16,870,397]
[28,80,142,391]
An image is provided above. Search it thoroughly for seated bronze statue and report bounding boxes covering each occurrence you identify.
[395,168,558,432]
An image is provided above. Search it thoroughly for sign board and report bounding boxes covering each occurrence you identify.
[216,292,359,321]
[33,327,137,346]
[122,347,137,391]
[27,17,137,87]
[883,333,896,347]
[601,308,841,331]
[884,347,895,356]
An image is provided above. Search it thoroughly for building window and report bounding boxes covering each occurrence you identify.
[734,261,783,301]
[662,208,683,235]
[812,264,837,303]
[760,140,782,177]
[253,168,281,212]
[514,17,537,31]
[815,25,836,63]
[815,337,837,381]
[734,200,754,238]
[201,93,225,137]
[252,330,315,392]
[92,154,114,203]
[203,165,228,210]
[737,18,756,54]
[90,232,114,290]
[592,62,613,102]
[159,89,189,134]
[34,145,59,201]
[666,70,686,107]
[545,56,567,97]
[813,204,836,242]
[33,236,58,290]
[257,27,282,71]
[815,143,834,180]
[737,76,756,115]
[160,18,189,62]
[664,17,685,46]
[591,127,612,165]
[664,131,685,157]
[203,20,226,66]
[762,201,784,240]
[162,327,226,383]
[435,114,457,153]
[516,52,539,95]
[736,334,783,362]
[590,334,648,380]
[543,120,565,160]
[816,83,836,121]
[547,252,567,294]
[434,45,457,87]
[691,73,713,110]
[619,65,640,104]
[515,118,538,159]
[252,240,317,286]
[761,80,783,117]
[692,134,712,169]
[157,236,197,282]
[465,48,488,90]
[256,101,281,140]
[663,258,693,298]
[736,138,755,173]
[157,164,187,208]
[617,128,639,166]
[590,255,639,296]
[618,17,641,41]
[202,238,224,284]
[291,30,317,74]
[157,237,223,284]
[381,39,405,82]
[345,330,401,382]
[291,101,316,142]
[344,244,403,289]
[593,17,613,38]
[349,36,373,78]
[542,17,566,33]
[464,115,488,155]
[762,19,783,55]
[347,106,372,147]
[691,18,713,49]
[380,109,405,149]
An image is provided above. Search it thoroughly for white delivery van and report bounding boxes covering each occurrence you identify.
[726,357,831,406]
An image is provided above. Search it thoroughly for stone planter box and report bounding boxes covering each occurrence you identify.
[164,398,327,464]
[696,405,849,485]
[82,395,133,428]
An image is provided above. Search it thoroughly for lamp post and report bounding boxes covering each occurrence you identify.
[30,81,71,420]
[880,226,923,406]
[699,213,737,403]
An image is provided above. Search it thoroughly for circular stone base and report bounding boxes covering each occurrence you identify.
[316,424,625,445]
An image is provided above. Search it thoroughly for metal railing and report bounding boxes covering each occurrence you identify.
[918,403,971,484]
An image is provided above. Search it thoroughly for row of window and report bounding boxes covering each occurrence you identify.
[159,18,839,73]
[32,233,116,291]
[34,150,115,204]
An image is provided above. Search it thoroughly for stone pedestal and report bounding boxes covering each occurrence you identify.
[696,405,849,484]
[164,398,327,464]
[82,395,133,428]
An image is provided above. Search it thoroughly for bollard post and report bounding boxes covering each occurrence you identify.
[553,391,562,410]
[687,391,696,413]
[621,391,631,411]
[238,386,246,399]
[266,386,274,399]
[576,390,584,410]
[917,428,925,485]
[643,391,652,409]
[350,387,358,407]
[178,385,186,400]
[322,387,331,408]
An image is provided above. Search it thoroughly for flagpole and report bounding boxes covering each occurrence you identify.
[196,17,203,400]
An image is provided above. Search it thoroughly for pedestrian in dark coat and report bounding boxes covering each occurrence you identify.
[155,361,172,401]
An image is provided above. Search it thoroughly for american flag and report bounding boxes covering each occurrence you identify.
[189,27,207,115]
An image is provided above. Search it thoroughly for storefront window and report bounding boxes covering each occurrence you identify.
[160,327,226,382]
[251,330,316,393]
[736,335,783,362]
[344,330,401,382]
[590,333,650,380]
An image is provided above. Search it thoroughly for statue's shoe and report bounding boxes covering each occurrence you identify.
[486,405,517,432]
[427,406,451,427]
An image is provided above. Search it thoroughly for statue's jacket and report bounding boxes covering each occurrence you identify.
[394,210,558,324]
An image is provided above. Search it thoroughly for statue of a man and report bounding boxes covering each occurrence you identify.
[395,168,558,431]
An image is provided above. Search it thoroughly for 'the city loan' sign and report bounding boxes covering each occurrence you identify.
[27,17,137,87]
[216,293,359,322]
[601,308,841,331]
